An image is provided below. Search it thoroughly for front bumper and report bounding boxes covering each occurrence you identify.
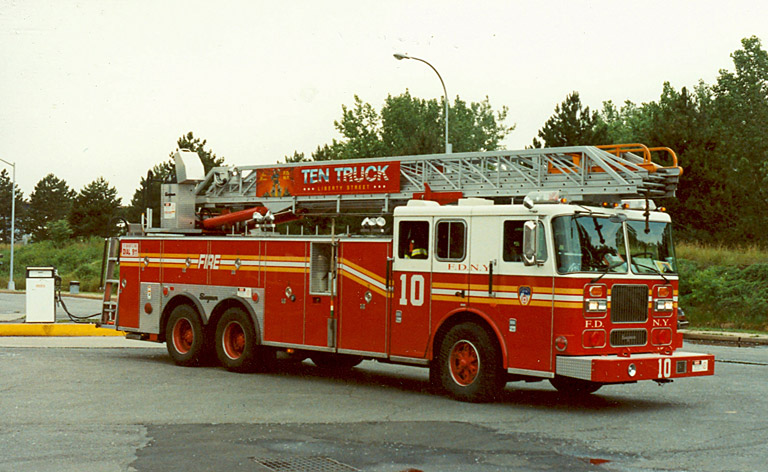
[556,351,715,383]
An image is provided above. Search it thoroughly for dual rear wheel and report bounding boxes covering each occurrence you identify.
[165,304,272,372]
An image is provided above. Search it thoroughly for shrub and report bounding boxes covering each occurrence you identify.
[679,261,768,330]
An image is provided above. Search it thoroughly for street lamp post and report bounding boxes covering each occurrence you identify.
[393,53,452,154]
[0,158,15,290]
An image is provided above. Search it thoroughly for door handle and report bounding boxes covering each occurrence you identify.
[455,290,465,298]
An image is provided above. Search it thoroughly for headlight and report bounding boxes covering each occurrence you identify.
[655,299,673,312]
[586,299,608,312]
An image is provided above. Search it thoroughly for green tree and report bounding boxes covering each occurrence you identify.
[69,178,122,238]
[0,169,26,244]
[48,219,73,248]
[532,91,608,148]
[28,174,75,242]
[308,91,511,160]
[282,151,310,163]
[709,36,768,244]
[599,99,652,145]
[128,132,225,226]
[592,37,768,246]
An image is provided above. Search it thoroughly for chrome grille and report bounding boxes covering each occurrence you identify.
[610,329,647,347]
[611,284,648,323]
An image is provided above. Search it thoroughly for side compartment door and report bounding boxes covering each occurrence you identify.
[304,240,334,348]
[337,239,391,356]
[118,239,162,332]
[390,218,432,359]
[116,239,141,331]
[263,240,307,345]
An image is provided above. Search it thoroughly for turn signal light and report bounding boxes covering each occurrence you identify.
[651,328,673,346]
[582,330,606,348]
[588,285,605,298]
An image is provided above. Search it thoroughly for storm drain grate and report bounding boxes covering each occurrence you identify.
[252,456,359,472]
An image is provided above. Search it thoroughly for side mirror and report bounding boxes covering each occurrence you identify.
[522,220,538,266]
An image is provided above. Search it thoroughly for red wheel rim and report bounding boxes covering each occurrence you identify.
[222,321,246,360]
[172,318,194,354]
[449,340,479,386]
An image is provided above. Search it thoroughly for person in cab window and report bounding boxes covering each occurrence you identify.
[407,240,428,259]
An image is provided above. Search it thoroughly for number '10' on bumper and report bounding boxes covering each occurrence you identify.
[556,351,715,383]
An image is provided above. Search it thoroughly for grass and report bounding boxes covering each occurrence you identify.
[0,238,106,292]
[676,241,768,268]
[677,241,768,331]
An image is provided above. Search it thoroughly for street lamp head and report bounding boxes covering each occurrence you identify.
[393,53,409,61]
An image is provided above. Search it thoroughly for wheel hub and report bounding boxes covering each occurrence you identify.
[223,322,246,360]
[173,319,194,354]
[449,340,479,386]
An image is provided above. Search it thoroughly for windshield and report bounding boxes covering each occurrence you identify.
[627,220,677,274]
[553,215,627,274]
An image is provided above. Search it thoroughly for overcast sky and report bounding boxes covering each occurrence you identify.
[1,0,767,203]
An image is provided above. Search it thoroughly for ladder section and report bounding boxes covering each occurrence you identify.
[99,237,120,326]
[194,145,682,214]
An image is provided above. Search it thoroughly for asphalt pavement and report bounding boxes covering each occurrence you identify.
[1,341,766,472]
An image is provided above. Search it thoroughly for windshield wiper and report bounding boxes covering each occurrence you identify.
[632,262,670,283]
[590,260,626,284]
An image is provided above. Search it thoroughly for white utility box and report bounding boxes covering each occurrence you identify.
[26,266,57,323]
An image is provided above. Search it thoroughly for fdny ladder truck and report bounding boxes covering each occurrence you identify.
[101,144,714,402]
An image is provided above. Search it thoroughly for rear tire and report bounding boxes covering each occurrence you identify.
[549,376,602,395]
[433,322,504,402]
[215,307,272,373]
[166,304,205,367]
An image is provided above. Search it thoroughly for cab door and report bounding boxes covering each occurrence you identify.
[474,217,553,375]
[389,218,432,359]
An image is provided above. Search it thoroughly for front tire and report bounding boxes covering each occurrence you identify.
[215,307,272,373]
[166,304,205,367]
[433,322,504,402]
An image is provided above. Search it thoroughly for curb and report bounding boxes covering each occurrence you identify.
[0,323,125,337]
[681,330,768,346]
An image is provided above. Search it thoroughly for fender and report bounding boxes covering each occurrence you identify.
[161,286,265,342]
[210,296,264,344]
[428,306,509,365]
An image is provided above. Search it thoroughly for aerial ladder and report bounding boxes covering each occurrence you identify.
[156,143,681,234]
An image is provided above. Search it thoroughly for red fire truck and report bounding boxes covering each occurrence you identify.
[101,144,714,401]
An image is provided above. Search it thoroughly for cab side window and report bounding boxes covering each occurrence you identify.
[504,220,547,262]
[503,221,524,262]
[436,220,466,261]
[398,221,429,259]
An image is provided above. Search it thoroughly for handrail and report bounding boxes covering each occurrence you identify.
[647,146,679,169]
[597,143,651,164]
[597,143,682,174]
